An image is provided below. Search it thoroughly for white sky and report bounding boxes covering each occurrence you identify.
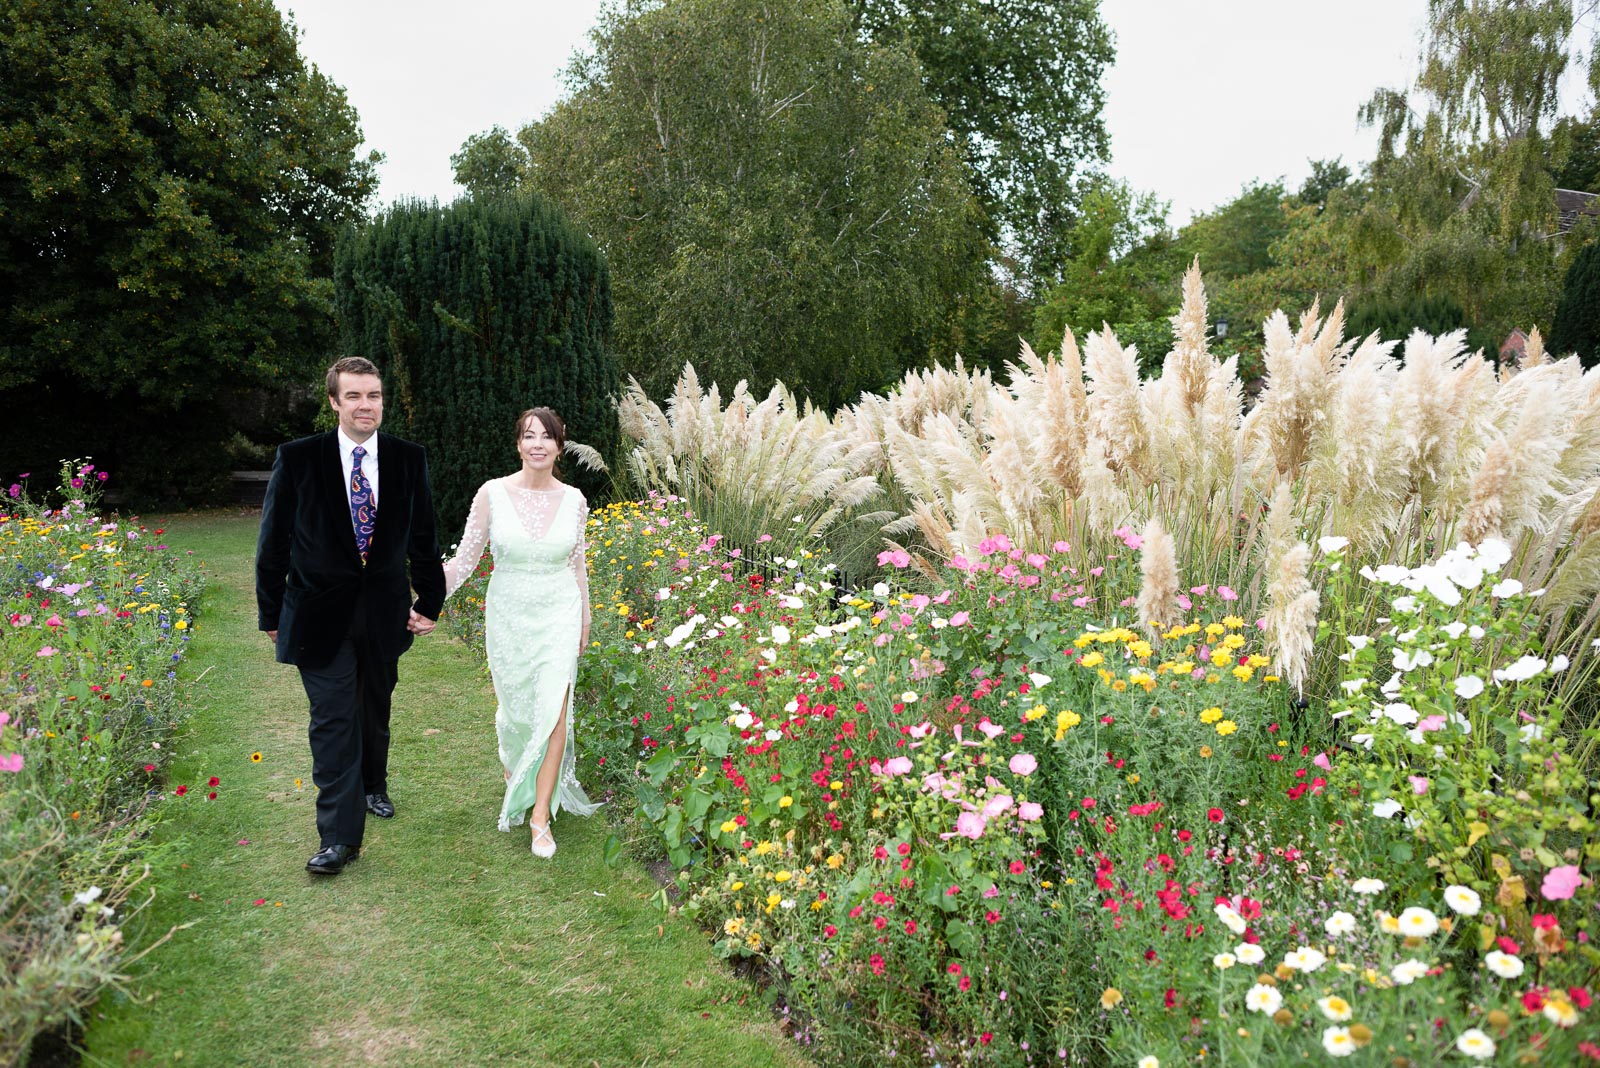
[276,0,1578,228]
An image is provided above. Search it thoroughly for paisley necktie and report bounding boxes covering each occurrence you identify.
[350,444,376,565]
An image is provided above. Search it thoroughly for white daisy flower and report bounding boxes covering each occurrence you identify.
[1484,950,1523,978]
[1322,1025,1357,1057]
[1443,885,1481,916]
[1351,877,1386,895]
[1244,984,1283,1014]
[1455,1029,1496,1059]
[1397,906,1439,937]
[1323,911,1357,937]
[1390,958,1429,985]
[1284,946,1327,972]
[1318,995,1353,1022]
[1235,943,1265,965]
[1212,952,1236,970]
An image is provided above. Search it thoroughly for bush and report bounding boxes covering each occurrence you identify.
[334,194,619,542]
[1548,240,1600,367]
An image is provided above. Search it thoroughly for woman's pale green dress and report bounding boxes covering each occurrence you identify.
[444,479,600,831]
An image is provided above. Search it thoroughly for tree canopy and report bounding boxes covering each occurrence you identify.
[0,0,378,499]
[512,0,988,408]
[846,0,1114,283]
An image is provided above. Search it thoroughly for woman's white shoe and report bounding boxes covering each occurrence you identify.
[530,821,557,858]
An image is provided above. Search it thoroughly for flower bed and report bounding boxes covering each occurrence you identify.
[1,463,205,1062]
[455,495,1600,1067]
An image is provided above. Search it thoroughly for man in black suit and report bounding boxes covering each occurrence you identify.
[256,356,446,874]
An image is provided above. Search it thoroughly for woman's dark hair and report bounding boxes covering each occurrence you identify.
[515,407,567,460]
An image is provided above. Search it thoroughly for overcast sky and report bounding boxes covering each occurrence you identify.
[277,0,1437,226]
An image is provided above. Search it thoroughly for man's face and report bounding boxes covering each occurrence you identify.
[329,373,383,440]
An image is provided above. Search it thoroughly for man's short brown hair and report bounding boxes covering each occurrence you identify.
[326,356,381,397]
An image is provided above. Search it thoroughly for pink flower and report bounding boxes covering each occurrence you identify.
[1008,753,1037,776]
[1408,775,1430,795]
[1026,553,1048,568]
[1018,801,1043,821]
[977,720,1005,739]
[882,756,914,777]
[1072,596,1094,608]
[1416,714,1447,733]
[757,534,772,543]
[981,794,1014,819]
[954,811,987,839]
[1218,586,1239,601]
[44,614,62,628]
[1542,865,1584,901]
[35,646,56,658]
[1053,540,1070,552]
[949,611,969,627]
[0,753,22,773]
[1312,752,1331,770]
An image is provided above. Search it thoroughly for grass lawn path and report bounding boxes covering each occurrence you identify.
[82,511,809,1068]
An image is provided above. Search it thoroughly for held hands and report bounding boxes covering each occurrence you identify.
[407,609,437,636]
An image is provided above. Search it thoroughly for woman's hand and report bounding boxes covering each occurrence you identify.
[580,615,591,654]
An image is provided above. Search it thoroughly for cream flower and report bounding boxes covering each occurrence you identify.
[1390,958,1429,985]
[1484,950,1523,979]
[1284,946,1328,972]
[1455,1029,1496,1059]
[1323,910,1357,937]
[1212,952,1236,970]
[1322,1026,1357,1057]
[1443,885,1481,916]
[1213,902,1247,935]
[1351,877,1386,895]
[1317,995,1353,1021]
[1397,906,1439,937]
[1235,943,1265,965]
[1245,984,1283,1014]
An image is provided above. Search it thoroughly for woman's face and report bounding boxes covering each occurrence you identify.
[519,420,558,472]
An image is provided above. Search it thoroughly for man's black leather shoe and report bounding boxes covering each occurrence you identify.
[366,792,395,819]
[306,844,360,875]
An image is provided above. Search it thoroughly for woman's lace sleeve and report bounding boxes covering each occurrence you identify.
[443,483,491,599]
[568,491,591,623]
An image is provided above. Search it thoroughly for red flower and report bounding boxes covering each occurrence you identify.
[873,915,888,930]
[174,784,188,796]
[207,776,220,787]
[1009,860,1026,874]
[823,924,838,938]
[958,975,971,991]
[985,910,1001,924]
[897,842,911,856]
[1206,808,1224,823]
[1570,987,1593,1010]
[979,1032,992,1045]
[1522,989,1546,1013]
[905,920,917,934]
[143,764,156,772]
[1164,988,1177,1008]
[869,953,886,976]
[1532,913,1558,929]
[874,845,889,860]
[946,885,961,896]
[206,791,217,800]
[948,962,962,975]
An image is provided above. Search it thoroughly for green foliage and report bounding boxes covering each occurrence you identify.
[334,195,619,542]
[846,0,1115,282]
[1180,180,1294,280]
[1030,179,1178,368]
[450,125,530,197]
[1296,157,1352,208]
[1548,239,1600,365]
[514,0,987,408]
[0,0,377,502]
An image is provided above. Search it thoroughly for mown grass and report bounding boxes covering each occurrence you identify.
[80,510,809,1068]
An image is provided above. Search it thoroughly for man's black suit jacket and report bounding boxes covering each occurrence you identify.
[256,431,447,670]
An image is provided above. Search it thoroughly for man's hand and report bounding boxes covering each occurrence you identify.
[408,609,437,635]
[265,629,278,643]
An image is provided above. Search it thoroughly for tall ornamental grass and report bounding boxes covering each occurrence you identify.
[615,265,1600,720]
[0,463,204,1064]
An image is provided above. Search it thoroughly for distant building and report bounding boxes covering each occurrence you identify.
[1500,328,1529,363]
[1556,188,1599,234]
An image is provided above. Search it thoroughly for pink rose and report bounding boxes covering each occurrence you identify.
[1008,753,1038,777]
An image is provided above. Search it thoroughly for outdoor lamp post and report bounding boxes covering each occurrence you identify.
[1215,316,1229,340]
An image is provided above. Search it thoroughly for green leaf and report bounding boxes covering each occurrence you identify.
[602,834,624,868]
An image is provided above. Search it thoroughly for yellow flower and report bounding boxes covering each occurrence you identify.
[724,917,744,936]
[1199,745,1213,758]
[1100,987,1124,1010]
[1215,720,1238,736]
[250,751,263,763]
[1205,623,1227,638]
[1111,679,1127,692]
[826,854,843,869]
[778,796,794,809]
[746,932,762,949]
[720,820,739,834]
[1222,615,1245,629]
[730,881,744,891]
[829,780,842,790]
[1128,639,1153,659]
[1232,665,1253,682]
[1079,651,1104,668]
[1024,704,1048,722]
[1199,707,1224,724]
[773,871,792,883]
